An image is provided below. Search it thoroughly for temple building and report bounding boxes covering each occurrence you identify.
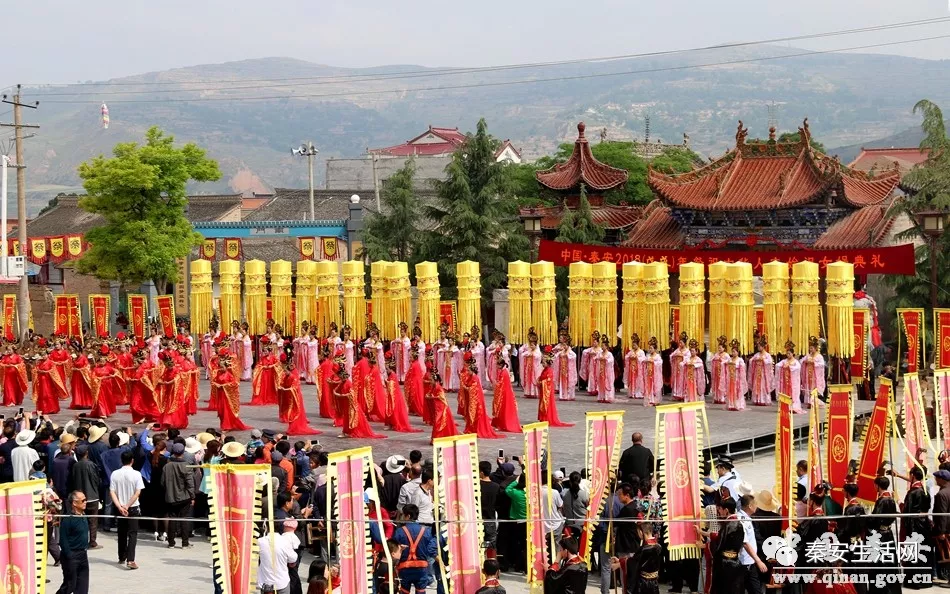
[626,119,902,251]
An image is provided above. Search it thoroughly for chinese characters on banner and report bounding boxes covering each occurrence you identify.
[826,386,854,506]
[224,238,243,260]
[207,464,267,594]
[322,237,338,260]
[776,394,794,530]
[754,306,765,336]
[897,308,925,375]
[327,447,383,594]
[13,235,86,261]
[851,309,869,384]
[2,294,15,341]
[656,401,706,560]
[155,295,176,337]
[856,380,892,504]
[579,411,625,565]
[935,309,950,370]
[128,294,148,339]
[299,237,316,260]
[174,258,188,315]
[53,294,82,339]
[439,301,457,334]
[0,480,49,593]
[88,294,111,338]
[523,422,549,587]
[201,239,216,260]
[935,370,950,451]
[670,305,680,339]
[538,240,916,276]
[432,435,484,594]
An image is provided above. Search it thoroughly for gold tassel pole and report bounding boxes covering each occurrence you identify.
[244,259,267,335]
[415,262,440,342]
[678,262,705,343]
[643,262,670,345]
[315,260,341,337]
[761,260,790,349]
[621,262,644,351]
[707,261,728,344]
[568,263,593,344]
[342,261,367,340]
[218,260,242,328]
[371,261,391,339]
[189,259,214,332]
[508,261,532,344]
[825,262,855,358]
[270,260,293,333]
[592,262,618,345]
[792,261,821,352]
[531,261,558,344]
[388,262,412,336]
[457,261,481,334]
[725,263,755,354]
[295,260,317,333]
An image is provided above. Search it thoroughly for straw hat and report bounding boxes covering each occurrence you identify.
[184,437,202,455]
[59,433,78,446]
[221,441,246,459]
[756,489,779,512]
[737,481,755,497]
[195,432,215,447]
[117,432,130,447]
[88,425,108,444]
[14,430,35,446]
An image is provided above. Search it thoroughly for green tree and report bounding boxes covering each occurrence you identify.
[361,158,422,262]
[651,146,702,174]
[76,126,220,292]
[420,118,530,302]
[552,184,606,319]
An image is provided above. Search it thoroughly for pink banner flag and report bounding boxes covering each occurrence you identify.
[656,401,706,560]
[902,373,931,468]
[936,370,950,450]
[524,422,550,588]
[0,480,48,594]
[209,464,267,594]
[329,448,384,594]
[434,435,484,594]
[579,411,625,565]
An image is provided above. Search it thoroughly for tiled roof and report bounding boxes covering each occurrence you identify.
[536,122,629,192]
[184,195,243,222]
[325,156,450,192]
[812,202,894,249]
[648,120,900,211]
[622,200,685,248]
[519,203,642,230]
[245,189,365,222]
[369,125,467,157]
[495,140,523,160]
[190,237,347,264]
[849,147,930,174]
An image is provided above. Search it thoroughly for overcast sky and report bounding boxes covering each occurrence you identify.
[6,0,950,84]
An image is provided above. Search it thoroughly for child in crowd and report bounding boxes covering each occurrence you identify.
[475,559,505,594]
[374,539,401,594]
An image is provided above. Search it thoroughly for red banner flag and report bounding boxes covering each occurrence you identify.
[2,294,15,341]
[776,393,794,530]
[897,308,924,374]
[856,379,892,504]
[28,238,47,265]
[656,401,706,560]
[0,480,49,593]
[754,305,765,336]
[322,237,338,260]
[266,298,273,324]
[433,435,483,594]
[8,239,19,256]
[826,385,854,506]
[670,305,680,339]
[851,309,869,384]
[936,309,950,370]
[523,422,549,587]
[579,411,625,565]
[539,240,917,275]
[156,295,176,337]
[224,238,242,260]
[89,294,111,338]
[439,301,457,334]
[902,373,931,469]
[128,294,148,339]
[299,237,316,261]
[201,239,216,260]
[937,370,950,450]
[54,294,81,339]
[208,464,267,594]
[807,397,823,493]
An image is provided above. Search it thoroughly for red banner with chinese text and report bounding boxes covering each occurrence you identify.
[28,238,47,265]
[266,298,273,324]
[826,385,853,506]
[2,294,15,341]
[754,306,764,336]
[208,464,266,594]
[48,236,66,263]
[224,238,243,260]
[539,240,916,275]
[89,294,111,338]
[656,401,705,560]
[670,305,680,339]
[128,294,147,339]
[299,237,316,261]
[0,480,48,594]
[328,448,382,594]
[580,411,625,565]
[523,422,549,587]
[54,294,81,339]
[66,234,84,258]
[776,394,794,530]
[897,308,924,374]
[156,295,175,338]
[322,237,338,260]
[201,239,216,260]
[851,309,869,384]
[439,301,457,334]
[856,380,891,505]
[433,435,483,594]
[935,309,950,370]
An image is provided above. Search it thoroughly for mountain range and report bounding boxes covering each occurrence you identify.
[14,44,950,214]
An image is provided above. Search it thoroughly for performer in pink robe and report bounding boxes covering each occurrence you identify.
[580,331,601,395]
[748,336,774,407]
[201,321,221,380]
[240,322,253,381]
[440,333,460,393]
[393,323,412,383]
[485,331,511,386]
[552,333,577,401]
[147,326,162,365]
[433,326,449,380]
[800,336,826,408]
[341,325,355,377]
[775,340,803,413]
[639,337,664,406]
[623,334,644,399]
[670,332,690,401]
[709,336,729,405]
[469,326,487,385]
[591,335,616,403]
[519,329,543,399]
[722,339,747,411]
[306,327,321,385]
[682,339,706,403]
[292,322,309,381]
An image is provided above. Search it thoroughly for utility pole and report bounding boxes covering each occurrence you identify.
[370,151,381,213]
[2,86,39,341]
[292,141,318,220]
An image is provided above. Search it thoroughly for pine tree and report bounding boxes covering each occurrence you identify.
[553,184,606,318]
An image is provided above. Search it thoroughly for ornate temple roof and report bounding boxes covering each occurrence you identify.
[535,122,629,192]
[647,120,900,211]
[520,201,642,231]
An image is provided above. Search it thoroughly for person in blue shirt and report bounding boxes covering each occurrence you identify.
[100,430,132,532]
[393,504,438,594]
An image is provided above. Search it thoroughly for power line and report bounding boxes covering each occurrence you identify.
[38,33,950,105]
[20,15,950,95]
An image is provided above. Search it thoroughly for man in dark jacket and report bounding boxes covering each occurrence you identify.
[270,451,288,495]
[932,470,950,583]
[903,466,931,589]
[69,445,102,549]
[617,433,653,485]
[544,536,588,594]
[51,434,78,500]
[161,442,196,548]
[492,462,517,572]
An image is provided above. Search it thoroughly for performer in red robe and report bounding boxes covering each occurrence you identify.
[277,354,321,436]
[250,339,281,406]
[461,358,501,439]
[155,351,189,429]
[403,342,426,419]
[211,353,251,432]
[352,349,374,418]
[427,372,459,444]
[317,342,337,421]
[114,341,135,405]
[203,346,226,411]
[100,347,126,414]
[1,343,28,407]
[538,346,573,428]
[128,348,160,424]
[89,355,119,419]
[330,364,384,439]
[48,339,73,391]
[363,350,389,423]
[33,353,67,414]
[70,348,95,410]
[491,357,522,433]
[383,352,421,433]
